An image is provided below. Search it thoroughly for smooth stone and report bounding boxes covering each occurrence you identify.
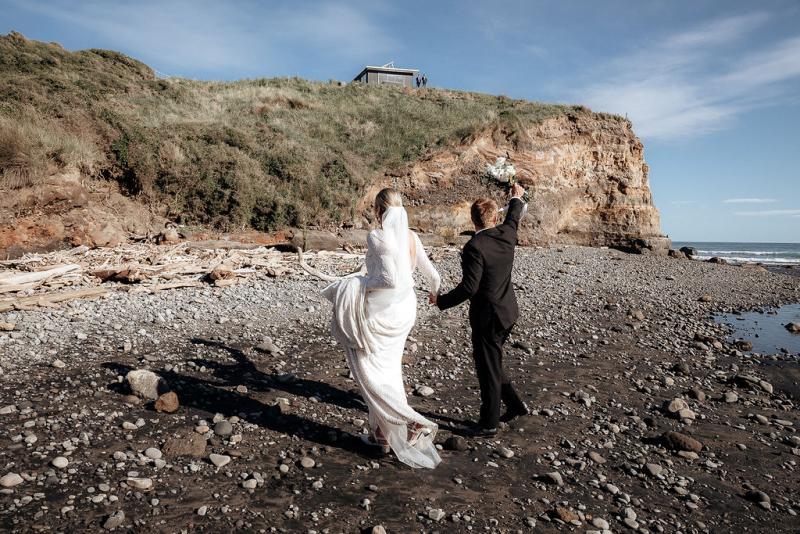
[0,473,23,488]
[126,477,152,490]
[51,456,69,469]
[588,451,607,464]
[666,398,688,413]
[213,420,233,437]
[645,463,663,476]
[427,508,445,521]
[125,370,166,400]
[209,454,231,467]
[415,385,434,397]
[745,489,770,504]
[662,431,703,453]
[103,510,125,530]
[154,392,179,413]
[497,447,514,459]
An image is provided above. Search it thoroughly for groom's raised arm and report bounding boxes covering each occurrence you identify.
[437,244,483,311]
[501,197,525,233]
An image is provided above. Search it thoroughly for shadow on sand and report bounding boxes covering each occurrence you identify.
[103,337,384,458]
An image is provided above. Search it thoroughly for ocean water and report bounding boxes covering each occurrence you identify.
[715,304,800,355]
[672,241,800,265]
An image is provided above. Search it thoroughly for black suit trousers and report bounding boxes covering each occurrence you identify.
[471,317,525,428]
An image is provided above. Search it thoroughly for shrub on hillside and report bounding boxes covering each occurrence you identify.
[0,32,620,230]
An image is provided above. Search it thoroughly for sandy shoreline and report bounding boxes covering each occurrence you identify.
[1,245,799,532]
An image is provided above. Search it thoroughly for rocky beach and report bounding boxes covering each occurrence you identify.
[1,244,799,533]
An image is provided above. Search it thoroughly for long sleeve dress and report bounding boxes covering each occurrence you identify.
[323,229,441,469]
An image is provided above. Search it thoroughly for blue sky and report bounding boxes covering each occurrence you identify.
[2,0,799,242]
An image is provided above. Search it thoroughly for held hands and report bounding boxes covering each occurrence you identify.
[428,292,438,306]
[509,183,525,200]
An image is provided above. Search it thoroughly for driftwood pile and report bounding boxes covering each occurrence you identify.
[0,242,365,314]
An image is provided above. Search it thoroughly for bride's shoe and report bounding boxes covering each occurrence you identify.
[407,422,431,446]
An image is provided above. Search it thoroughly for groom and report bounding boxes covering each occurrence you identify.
[430,183,530,437]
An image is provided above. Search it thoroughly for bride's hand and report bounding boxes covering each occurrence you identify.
[428,292,438,306]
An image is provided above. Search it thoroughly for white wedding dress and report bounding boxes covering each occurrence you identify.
[322,206,442,469]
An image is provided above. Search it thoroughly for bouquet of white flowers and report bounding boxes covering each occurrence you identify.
[486,156,530,203]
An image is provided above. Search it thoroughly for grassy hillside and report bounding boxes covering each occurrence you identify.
[0,31,583,231]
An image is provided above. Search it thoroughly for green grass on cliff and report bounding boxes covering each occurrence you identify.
[0,31,588,231]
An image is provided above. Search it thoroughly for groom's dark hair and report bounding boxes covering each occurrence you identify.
[471,197,497,229]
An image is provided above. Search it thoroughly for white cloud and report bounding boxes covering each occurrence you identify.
[8,0,395,75]
[662,12,769,49]
[722,198,777,204]
[575,12,800,140]
[734,209,800,216]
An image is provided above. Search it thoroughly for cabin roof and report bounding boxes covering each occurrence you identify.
[354,65,419,80]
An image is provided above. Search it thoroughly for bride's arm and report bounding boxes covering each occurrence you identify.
[412,232,441,294]
[364,231,398,290]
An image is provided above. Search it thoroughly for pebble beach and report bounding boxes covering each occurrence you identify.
[1,245,799,532]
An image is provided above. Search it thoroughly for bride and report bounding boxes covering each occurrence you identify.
[322,188,442,469]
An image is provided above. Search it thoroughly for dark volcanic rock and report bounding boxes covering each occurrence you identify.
[661,431,703,453]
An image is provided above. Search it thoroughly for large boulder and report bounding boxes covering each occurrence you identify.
[679,246,698,257]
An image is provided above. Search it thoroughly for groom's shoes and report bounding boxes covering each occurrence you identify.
[464,424,498,438]
[500,402,530,423]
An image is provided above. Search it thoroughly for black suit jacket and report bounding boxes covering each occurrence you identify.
[437,197,524,330]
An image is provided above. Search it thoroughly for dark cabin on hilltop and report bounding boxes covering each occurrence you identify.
[353,62,418,87]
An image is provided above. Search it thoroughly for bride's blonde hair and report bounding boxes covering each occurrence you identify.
[374,188,402,221]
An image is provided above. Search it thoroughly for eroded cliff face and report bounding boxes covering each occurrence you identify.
[1,113,669,257]
[366,113,670,253]
[0,169,159,258]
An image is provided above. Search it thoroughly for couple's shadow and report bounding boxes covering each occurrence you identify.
[104,337,468,456]
[189,337,368,413]
[104,337,376,457]
[184,338,466,429]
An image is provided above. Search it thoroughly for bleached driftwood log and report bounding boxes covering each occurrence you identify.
[0,264,81,286]
[0,287,109,312]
